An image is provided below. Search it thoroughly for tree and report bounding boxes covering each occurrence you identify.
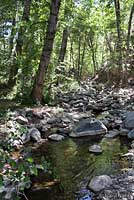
[31,0,61,102]
[126,3,134,51]
[114,0,122,69]
[8,0,32,86]
[58,27,69,64]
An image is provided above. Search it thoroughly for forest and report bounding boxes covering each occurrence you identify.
[0,0,134,200]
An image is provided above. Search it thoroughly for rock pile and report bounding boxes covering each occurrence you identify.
[94,170,134,200]
[4,81,133,144]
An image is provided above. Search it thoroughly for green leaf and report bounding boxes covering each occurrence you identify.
[26,157,34,163]
[30,166,38,176]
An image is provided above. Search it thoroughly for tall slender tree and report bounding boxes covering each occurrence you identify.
[126,3,134,51]
[8,0,32,86]
[114,0,122,73]
[31,0,61,102]
[58,27,69,63]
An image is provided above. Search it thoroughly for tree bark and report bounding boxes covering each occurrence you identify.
[105,32,113,55]
[16,0,32,55]
[126,3,134,51]
[8,0,32,85]
[58,27,68,63]
[9,17,16,58]
[31,0,61,102]
[88,35,97,75]
[77,35,81,80]
[79,36,86,79]
[114,0,122,72]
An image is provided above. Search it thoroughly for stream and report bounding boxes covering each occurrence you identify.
[26,136,130,200]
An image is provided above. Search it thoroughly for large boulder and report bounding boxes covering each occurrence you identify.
[69,120,107,137]
[124,112,134,129]
[88,175,113,193]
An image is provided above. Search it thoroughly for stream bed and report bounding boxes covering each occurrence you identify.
[26,136,130,200]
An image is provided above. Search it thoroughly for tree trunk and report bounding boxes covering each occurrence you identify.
[31,0,61,102]
[16,0,32,55]
[88,35,97,75]
[114,0,122,74]
[77,35,81,80]
[126,3,134,51]
[9,17,16,58]
[8,0,32,85]
[58,27,68,63]
[70,38,75,69]
[79,36,86,79]
[105,32,113,55]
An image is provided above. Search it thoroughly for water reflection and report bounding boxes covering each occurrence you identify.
[27,137,129,200]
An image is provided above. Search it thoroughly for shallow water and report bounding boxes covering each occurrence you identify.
[27,137,130,200]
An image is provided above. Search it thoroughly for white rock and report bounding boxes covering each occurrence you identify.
[89,145,103,154]
[48,134,65,141]
[88,175,113,193]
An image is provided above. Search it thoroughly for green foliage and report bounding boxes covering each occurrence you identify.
[43,63,79,103]
[0,118,50,200]
[0,0,134,101]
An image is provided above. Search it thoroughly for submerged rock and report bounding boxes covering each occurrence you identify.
[88,175,112,193]
[48,134,65,141]
[105,130,119,138]
[70,120,107,137]
[89,145,103,154]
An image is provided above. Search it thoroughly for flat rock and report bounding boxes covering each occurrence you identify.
[89,145,103,154]
[124,111,134,129]
[16,116,28,125]
[70,120,107,137]
[88,175,113,193]
[105,130,119,138]
[119,128,129,136]
[48,134,65,141]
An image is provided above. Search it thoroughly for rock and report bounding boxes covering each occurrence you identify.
[76,189,92,200]
[30,128,42,142]
[70,120,107,137]
[16,116,28,125]
[47,117,58,124]
[33,111,44,119]
[124,111,134,129]
[131,140,134,148]
[22,128,42,143]
[58,126,72,134]
[119,128,129,136]
[89,145,103,154]
[48,134,65,141]
[128,129,134,139]
[12,140,23,149]
[88,175,113,193]
[86,103,94,111]
[105,130,119,138]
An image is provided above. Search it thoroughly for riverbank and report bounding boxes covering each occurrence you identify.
[0,81,134,199]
